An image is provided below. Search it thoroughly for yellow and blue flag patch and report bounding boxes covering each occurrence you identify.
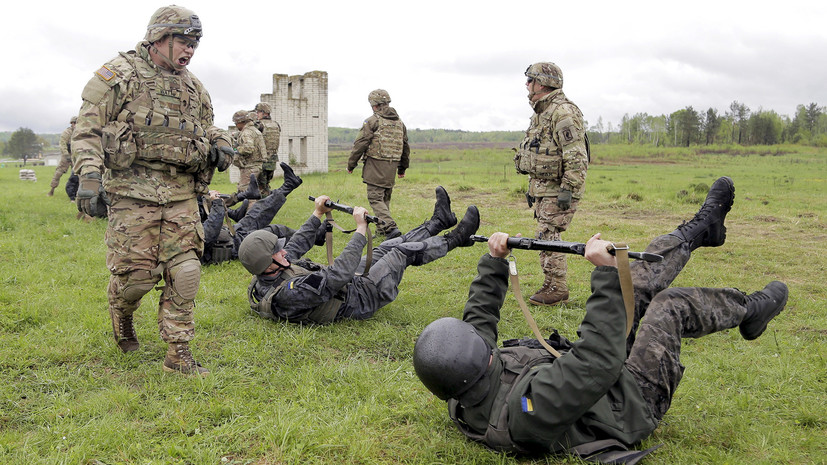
[521,396,534,413]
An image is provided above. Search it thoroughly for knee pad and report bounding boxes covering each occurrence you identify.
[378,236,405,251]
[120,269,161,303]
[396,241,427,266]
[167,251,201,300]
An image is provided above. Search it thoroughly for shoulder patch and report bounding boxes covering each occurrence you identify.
[95,65,116,81]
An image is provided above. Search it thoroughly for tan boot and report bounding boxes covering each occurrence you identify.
[109,308,139,352]
[529,284,569,306]
[163,342,209,376]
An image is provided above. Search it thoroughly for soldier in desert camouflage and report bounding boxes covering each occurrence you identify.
[254,102,281,196]
[347,89,410,239]
[228,110,266,205]
[514,62,590,306]
[48,116,78,200]
[72,5,234,375]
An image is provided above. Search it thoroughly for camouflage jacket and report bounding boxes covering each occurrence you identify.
[72,42,231,203]
[234,123,267,170]
[348,106,410,187]
[52,126,74,182]
[515,90,589,199]
[258,118,281,163]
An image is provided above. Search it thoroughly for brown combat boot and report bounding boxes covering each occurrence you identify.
[163,342,209,376]
[529,283,569,306]
[109,308,139,352]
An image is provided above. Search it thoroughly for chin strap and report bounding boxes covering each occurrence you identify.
[149,40,183,71]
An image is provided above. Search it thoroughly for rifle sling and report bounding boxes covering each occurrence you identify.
[609,243,635,336]
[507,256,563,358]
[324,212,373,276]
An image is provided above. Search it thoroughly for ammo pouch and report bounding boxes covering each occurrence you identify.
[208,228,234,264]
[102,121,138,170]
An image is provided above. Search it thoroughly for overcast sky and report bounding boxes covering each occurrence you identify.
[2,0,825,134]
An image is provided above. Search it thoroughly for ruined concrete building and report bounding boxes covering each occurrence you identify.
[260,70,329,174]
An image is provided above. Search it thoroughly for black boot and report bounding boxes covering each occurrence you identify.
[241,175,261,201]
[424,186,457,235]
[444,206,480,251]
[227,199,249,222]
[670,176,734,250]
[740,281,788,340]
[276,162,303,196]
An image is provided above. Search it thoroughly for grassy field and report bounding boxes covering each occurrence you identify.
[0,145,825,464]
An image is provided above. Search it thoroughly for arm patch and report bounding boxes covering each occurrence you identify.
[294,273,324,292]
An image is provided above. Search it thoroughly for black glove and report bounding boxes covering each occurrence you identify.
[76,172,108,217]
[557,189,572,210]
[209,143,234,172]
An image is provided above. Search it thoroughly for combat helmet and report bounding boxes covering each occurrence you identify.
[413,317,491,400]
[232,110,253,124]
[70,116,77,124]
[254,102,272,114]
[238,230,287,275]
[368,89,391,106]
[145,5,202,43]
[525,62,563,89]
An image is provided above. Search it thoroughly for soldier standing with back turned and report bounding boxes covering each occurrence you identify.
[229,109,267,205]
[48,116,78,200]
[254,102,281,196]
[514,62,590,306]
[72,5,234,375]
[347,89,410,239]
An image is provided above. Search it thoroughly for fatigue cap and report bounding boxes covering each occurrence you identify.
[145,5,202,43]
[413,317,491,400]
[525,62,563,89]
[232,110,253,124]
[368,89,391,106]
[254,102,271,114]
[239,230,286,275]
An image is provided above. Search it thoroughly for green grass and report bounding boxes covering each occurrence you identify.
[1,145,825,464]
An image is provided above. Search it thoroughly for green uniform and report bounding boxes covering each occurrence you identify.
[234,122,266,192]
[50,125,74,189]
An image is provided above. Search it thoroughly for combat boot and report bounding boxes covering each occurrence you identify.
[444,206,480,251]
[424,186,458,235]
[109,308,139,353]
[384,228,403,240]
[529,281,569,306]
[670,176,735,250]
[227,199,249,222]
[226,175,262,206]
[740,281,788,340]
[276,162,303,196]
[163,342,209,376]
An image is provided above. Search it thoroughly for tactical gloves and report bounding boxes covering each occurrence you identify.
[557,189,572,210]
[209,141,234,172]
[76,172,109,218]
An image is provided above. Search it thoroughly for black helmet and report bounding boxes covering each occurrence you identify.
[413,317,491,400]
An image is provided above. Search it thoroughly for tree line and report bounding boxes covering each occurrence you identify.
[591,101,827,147]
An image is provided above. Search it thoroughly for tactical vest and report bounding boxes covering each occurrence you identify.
[448,339,657,464]
[259,119,281,164]
[206,228,234,264]
[365,116,404,162]
[104,51,210,173]
[247,264,343,325]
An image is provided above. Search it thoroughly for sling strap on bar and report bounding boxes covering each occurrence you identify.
[507,255,562,358]
[609,243,635,336]
[323,211,374,276]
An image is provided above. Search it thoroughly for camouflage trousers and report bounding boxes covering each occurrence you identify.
[238,166,262,192]
[105,194,204,343]
[534,196,579,290]
[366,183,398,234]
[624,234,748,421]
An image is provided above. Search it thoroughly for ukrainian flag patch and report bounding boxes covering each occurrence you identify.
[96,65,116,81]
[521,396,534,413]
[288,281,295,290]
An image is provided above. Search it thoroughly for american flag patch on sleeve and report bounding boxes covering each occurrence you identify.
[95,65,116,81]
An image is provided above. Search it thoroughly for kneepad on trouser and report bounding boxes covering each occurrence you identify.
[166,251,201,301]
[119,268,162,303]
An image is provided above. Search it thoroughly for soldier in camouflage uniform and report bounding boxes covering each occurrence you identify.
[347,89,410,239]
[414,177,789,460]
[254,102,281,196]
[48,116,79,200]
[72,5,235,376]
[229,109,267,205]
[514,62,590,306]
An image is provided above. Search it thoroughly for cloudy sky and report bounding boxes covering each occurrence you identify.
[2,0,824,134]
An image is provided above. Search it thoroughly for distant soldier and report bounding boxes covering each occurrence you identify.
[514,62,590,306]
[254,102,281,196]
[72,5,234,375]
[347,89,410,239]
[48,116,79,200]
[229,109,267,205]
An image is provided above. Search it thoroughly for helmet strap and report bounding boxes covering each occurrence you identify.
[149,37,183,72]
